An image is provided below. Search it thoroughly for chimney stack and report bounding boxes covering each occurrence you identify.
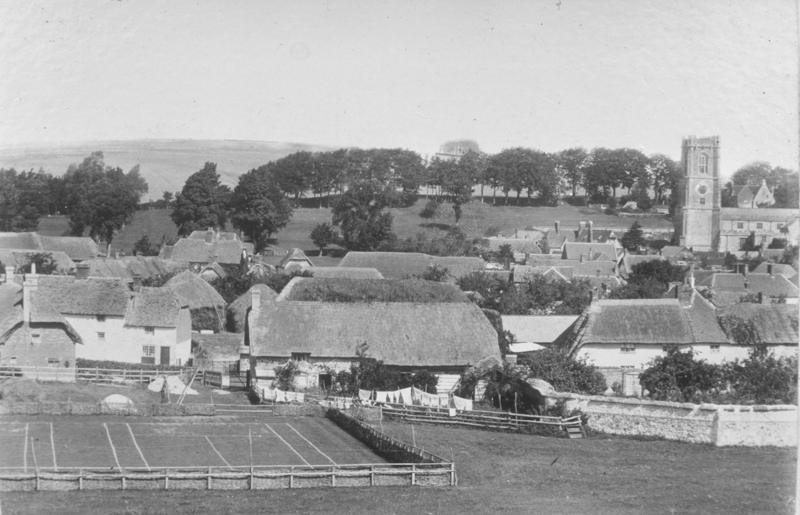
[251,288,261,314]
[554,221,560,235]
[588,221,594,243]
[75,263,90,280]
[206,228,214,243]
[578,221,586,234]
[132,274,143,293]
[767,264,773,276]
[4,265,13,284]
[23,264,38,324]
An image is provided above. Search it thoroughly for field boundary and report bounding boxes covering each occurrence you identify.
[0,401,215,417]
[0,463,454,491]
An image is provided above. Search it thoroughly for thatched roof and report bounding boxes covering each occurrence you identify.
[562,242,619,262]
[125,287,185,328]
[338,252,484,280]
[0,233,100,262]
[226,284,278,333]
[0,249,75,273]
[719,304,799,345]
[169,238,247,265]
[0,283,82,345]
[188,230,241,241]
[481,237,543,255]
[559,298,729,355]
[278,248,313,269]
[200,262,228,281]
[501,315,578,344]
[36,275,131,316]
[309,267,384,280]
[165,271,226,310]
[280,277,469,303]
[249,301,498,367]
[192,332,244,361]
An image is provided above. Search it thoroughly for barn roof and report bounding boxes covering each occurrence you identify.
[719,304,799,345]
[278,248,313,269]
[309,267,384,280]
[751,262,797,278]
[36,275,131,316]
[125,287,184,328]
[501,315,578,344]
[165,271,226,310]
[82,256,189,283]
[249,301,499,367]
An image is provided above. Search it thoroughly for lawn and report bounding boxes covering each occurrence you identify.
[2,418,794,515]
[37,201,673,263]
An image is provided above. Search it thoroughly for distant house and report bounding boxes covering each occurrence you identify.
[562,242,621,264]
[696,272,800,307]
[0,249,75,274]
[723,180,775,208]
[165,271,227,332]
[659,246,693,264]
[557,295,731,368]
[226,284,278,333]
[278,248,314,274]
[0,232,101,262]
[82,256,189,284]
[164,228,252,266]
[338,252,484,281]
[246,287,499,392]
[502,315,578,353]
[308,267,384,280]
[123,287,192,366]
[0,275,82,373]
[751,262,797,279]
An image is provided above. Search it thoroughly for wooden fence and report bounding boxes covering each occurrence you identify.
[0,366,187,384]
[0,463,455,491]
[380,403,582,432]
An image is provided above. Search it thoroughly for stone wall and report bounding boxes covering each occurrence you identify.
[553,393,797,447]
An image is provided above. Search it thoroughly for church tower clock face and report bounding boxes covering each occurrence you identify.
[696,184,708,196]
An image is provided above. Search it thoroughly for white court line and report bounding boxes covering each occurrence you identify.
[264,424,313,468]
[103,423,122,469]
[204,436,233,470]
[126,424,150,471]
[23,423,28,472]
[286,424,337,466]
[50,423,57,471]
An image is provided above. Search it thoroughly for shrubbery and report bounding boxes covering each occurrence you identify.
[518,348,607,395]
[76,358,185,371]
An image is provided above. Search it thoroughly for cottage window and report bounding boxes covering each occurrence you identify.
[97,332,106,342]
[143,345,156,357]
[736,222,744,229]
[31,333,42,345]
[699,198,705,205]
[698,154,708,174]
[47,358,59,367]
[710,345,720,353]
[756,223,763,230]
[620,343,635,354]
[144,326,155,335]
[97,315,106,323]
[291,352,310,362]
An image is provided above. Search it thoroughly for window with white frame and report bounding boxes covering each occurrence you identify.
[620,343,635,354]
[756,223,763,229]
[736,222,744,229]
[698,154,708,174]
[31,333,42,345]
[97,332,106,342]
[710,345,720,353]
[291,352,310,362]
[47,358,59,367]
[144,326,155,335]
[142,345,156,357]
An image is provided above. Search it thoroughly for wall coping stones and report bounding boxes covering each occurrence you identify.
[549,392,797,413]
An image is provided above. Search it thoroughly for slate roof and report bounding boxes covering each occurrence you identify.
[562,243,619,262]
[0,233,100,262]
[165,271,227,310]
[660,246,692,258]
[192,332,244,361]
[249,301,499,367]
[0,250,75,273]
[698,273,799,296]
[720,208,799,222]
[501,315,578,344]
[124,287,184,328]
[719,304,799,345]
[169,238,247,265]
[309,267,384,280]
[338,252,484,280]
[36,275,131,316]
[751,263,797,278]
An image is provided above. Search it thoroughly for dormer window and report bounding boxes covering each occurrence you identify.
[698,154,708,174]
[291,352,310,362]
[144,326,155,335]
[97,315,106,323]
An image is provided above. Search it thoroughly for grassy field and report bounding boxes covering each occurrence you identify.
[0,417,382,471]
[37,201,673,261]
[2,419,794,515]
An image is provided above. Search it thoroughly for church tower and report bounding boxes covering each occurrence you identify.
[676,136,721,251]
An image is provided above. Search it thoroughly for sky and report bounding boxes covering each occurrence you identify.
[1,0,798,174]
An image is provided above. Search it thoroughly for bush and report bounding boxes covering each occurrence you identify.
[419,199,441,219]
[724,348,797,404]
[76,358,185,371]
[517,348,607,395]
[639,348,723,403]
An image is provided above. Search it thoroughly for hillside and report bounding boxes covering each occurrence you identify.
[36,202,673,259]
[0,139,334,201]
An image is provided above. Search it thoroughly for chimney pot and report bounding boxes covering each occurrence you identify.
[588,221,594,242]
[75,263,90,280]
[554,221,560,235]
[4,265,14,283]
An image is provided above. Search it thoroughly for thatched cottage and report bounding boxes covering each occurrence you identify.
[338,252,484,280]
[226,284,278,333]
[163,229,252,266]
[245,278,499,392]
[165,271,227,332]
[0,232,101,262]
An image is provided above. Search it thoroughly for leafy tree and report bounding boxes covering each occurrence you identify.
[309,150,346,208]
[608,277,671,300]
[518,348,607,395]
[272,151,315,202]
[557,147,588,198]
[780,245,798,268]
[584,148,649,199]
[723,348,797,404]
[627,259,685,287]
[458,149,489,201]
[61,153,148,250]
[730,162,799,209]
[310,222,337,255]
[132,235,160,256]
[22,252,58,275]
[456,271,510,312]
[171,162,231,237]
[230,166,293,253]
[510,276,594,315]
[418,264,450,282]
[331,181,396,251]
[647,154,681,206]
[440,158,474,226]
[0,168,52,231]
[639,348,724,402]
[620,221,645,250]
